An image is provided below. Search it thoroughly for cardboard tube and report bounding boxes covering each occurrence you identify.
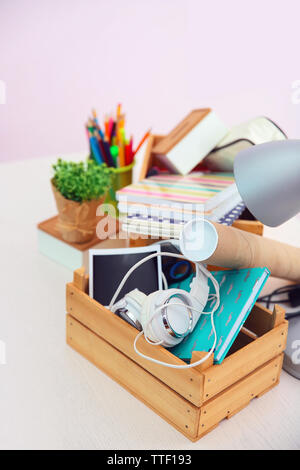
[205,222,300,282]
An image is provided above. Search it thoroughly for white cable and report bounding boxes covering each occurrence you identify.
[108,252,220,370]
[109,252,187,310]
[161,272,168,290]
[133,265,220,369]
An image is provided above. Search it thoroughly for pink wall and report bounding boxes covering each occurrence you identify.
[1,0,300,163]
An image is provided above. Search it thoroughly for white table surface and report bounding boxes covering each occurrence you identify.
[0,154,299,450]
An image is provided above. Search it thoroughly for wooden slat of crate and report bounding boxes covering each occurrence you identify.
[225,329,254,355]
[197,320,288,401]
[197,354,283,438]
[66,313,284,442]
[66,314,200,440]
[66,283,204,406]
[244,304,285,336]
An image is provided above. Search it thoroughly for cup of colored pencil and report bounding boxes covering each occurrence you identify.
[85,104,150,206]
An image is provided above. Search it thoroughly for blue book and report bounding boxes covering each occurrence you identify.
[170,267,270,364]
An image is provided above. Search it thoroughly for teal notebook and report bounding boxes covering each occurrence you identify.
[170,267,270,364]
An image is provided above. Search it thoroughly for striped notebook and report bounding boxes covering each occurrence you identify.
[117,172,238,212]
[118,193,242,223]
[120,203,245,239]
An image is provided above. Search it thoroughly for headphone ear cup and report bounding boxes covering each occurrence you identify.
[140,292,161,343]
[141,288,206,348]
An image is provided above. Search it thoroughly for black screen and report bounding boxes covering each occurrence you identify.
[92,249,161,306]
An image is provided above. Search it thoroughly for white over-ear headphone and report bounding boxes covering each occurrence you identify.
[109,252,220,369]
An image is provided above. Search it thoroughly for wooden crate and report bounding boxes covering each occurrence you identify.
[137,134,264,237]
[66,267,288,441]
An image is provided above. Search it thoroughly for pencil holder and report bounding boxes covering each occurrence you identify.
[106,161,135,210]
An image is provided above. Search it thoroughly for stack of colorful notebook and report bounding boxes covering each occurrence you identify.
[117,172,243,238]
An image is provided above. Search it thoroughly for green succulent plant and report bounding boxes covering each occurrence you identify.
[52,158,112,203]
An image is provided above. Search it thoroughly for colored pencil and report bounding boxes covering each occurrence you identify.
[104,116,110,140]
[133,129,151,157]
[94,130,108,165]
[87,129,103,164]
[125,141,131,166]
[110,145,119,167]
[117,103,121,119]
[92,109,99,126]
[108,117,114,141]
[103,139,115,167]
[129,136,133,163]
[110,121,116,143]
[118,141,125,167]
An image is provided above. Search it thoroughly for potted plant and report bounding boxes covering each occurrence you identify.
[51,158,112,243]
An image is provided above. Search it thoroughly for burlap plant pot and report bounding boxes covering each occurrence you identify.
[51,182,106,243]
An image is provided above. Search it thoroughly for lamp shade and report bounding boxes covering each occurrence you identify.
[234,140,300,227]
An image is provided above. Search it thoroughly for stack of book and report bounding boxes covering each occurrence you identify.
[117,172,244,238]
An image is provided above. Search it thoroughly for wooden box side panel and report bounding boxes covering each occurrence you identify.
[66,283,204,406]
[197,354,284,439]
[139,135,165,181]
[67,314,200,440]
[201,320,288,400]
[244,303,285,337]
